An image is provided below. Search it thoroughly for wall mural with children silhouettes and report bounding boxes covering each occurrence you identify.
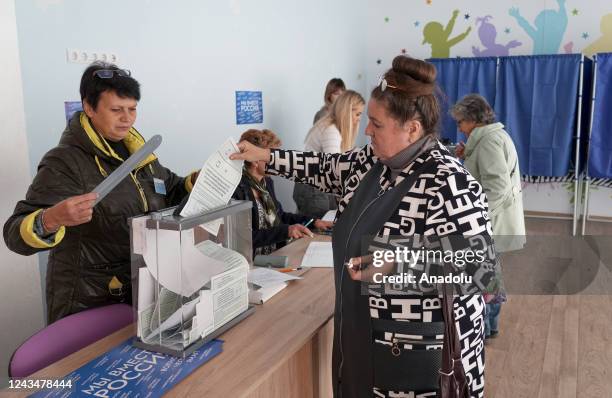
[472,15,522,57]
[508,0,568,54]
[422,9,472,57]
[366,0,612,218]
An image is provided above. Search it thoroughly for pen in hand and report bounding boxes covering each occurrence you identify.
[287,219,315,242]
[302,219,314,237]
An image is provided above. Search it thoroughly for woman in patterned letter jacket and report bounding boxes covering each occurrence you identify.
[232,56,496,398]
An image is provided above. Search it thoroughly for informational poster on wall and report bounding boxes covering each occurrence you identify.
[235,91,263,124]
[64,101,83,123]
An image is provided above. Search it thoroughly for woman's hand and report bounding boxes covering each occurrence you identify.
[43,192,98,231]
[230,141,271,163]
[288,224,314,239]
[455,141,465,159]
[314,219,333,231]
[345,254,395,283]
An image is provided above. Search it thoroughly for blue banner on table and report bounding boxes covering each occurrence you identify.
[29,338,223,398]
[235,91,263,124]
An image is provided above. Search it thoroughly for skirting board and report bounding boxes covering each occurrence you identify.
[524,210,612,223]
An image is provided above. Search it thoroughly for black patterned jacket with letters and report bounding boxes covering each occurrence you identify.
[267,141,492,397]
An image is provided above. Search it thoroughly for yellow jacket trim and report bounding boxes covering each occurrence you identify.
[79,113,157,169]
[19,209,66,249]
[108,276,123,290]
[94,156,108,177]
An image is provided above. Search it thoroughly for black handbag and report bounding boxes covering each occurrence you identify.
[439,282,470,398]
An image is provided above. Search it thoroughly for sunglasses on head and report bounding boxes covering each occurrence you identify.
[377,76,408,93]
[92,69,131,79]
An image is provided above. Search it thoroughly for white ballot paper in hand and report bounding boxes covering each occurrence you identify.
[180,138,244,235]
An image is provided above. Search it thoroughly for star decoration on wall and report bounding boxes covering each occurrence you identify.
[376,59,382,65]
[572,9,579,16]
[414,21,420,27]
[504,28,511,34]
[464,14,470,20]
[384,17,390,22]
[582,32,589,39]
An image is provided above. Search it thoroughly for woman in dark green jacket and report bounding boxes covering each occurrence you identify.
[3,62,196,323]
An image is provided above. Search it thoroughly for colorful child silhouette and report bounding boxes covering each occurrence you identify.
[508,0,568,54]
[583,13,612,57]
[422,9,472,58]
[472,15,522,57]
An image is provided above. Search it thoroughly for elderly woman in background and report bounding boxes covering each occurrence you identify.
[232,129,332,256]
[294,90,365,218]
[313,78,346,124]
[452,93,526,340]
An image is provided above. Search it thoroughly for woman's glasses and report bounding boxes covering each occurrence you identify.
[92,69,131,79]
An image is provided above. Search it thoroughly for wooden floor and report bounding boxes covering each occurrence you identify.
[484,218,612,397]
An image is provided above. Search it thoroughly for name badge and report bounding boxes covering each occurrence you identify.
[153,178,166,195]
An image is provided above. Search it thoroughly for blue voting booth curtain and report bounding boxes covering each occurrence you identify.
[588,53,612,179]
[428,58,497,143]
[495,55,581,177]
[579,56,594,174]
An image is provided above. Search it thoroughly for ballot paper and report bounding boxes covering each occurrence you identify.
[147,291,200,341]
[142,228,229,297]
[179,138,244,235]
[247,268,301,304]
[301,241,334,267]
[138,244,249,347]
[322,210,337,222]
[248,267,302,287]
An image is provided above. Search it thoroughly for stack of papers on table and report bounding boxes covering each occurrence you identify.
[300,241,334,268]
[247,268,302,304]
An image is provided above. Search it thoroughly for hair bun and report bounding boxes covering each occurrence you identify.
[391,55,436,85]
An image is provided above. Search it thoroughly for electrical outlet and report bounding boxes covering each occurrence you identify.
[66,48,80,63]
[66,48,120,64]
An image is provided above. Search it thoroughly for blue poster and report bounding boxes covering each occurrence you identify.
[64,101,83,124]
[235,91,263,124]
[30,339,223,398]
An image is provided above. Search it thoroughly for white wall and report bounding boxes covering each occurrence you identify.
[1,0,367,377]
[0,0,45,387]
[14,0,368,214]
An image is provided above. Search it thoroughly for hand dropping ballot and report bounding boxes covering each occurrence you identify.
[180,138,244,235]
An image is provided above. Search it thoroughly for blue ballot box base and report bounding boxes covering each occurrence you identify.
[133,305,256,357]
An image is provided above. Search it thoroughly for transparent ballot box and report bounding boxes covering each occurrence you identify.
[130,200,254,357]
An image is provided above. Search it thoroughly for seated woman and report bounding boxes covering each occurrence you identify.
[232,129,332,255]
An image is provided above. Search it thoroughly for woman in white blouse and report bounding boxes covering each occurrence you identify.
[294,90,365,217]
